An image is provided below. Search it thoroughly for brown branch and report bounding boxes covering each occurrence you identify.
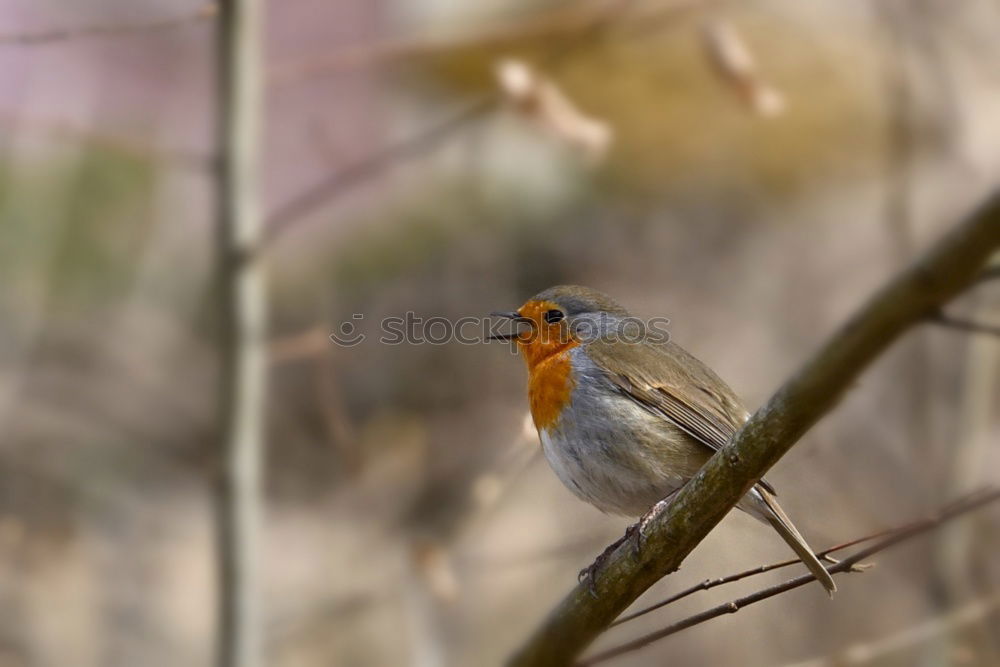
[506,191,1000,667]
[0,4,217,45]
[580,489,1000,666]
[929,311,1000,337]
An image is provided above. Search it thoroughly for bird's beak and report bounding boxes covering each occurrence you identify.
[488,311,531,341]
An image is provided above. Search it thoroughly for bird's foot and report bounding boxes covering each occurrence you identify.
[578,534,629,598]
[578,494,678,597]
[630,495,676,556]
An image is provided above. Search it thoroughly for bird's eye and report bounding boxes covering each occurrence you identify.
[543,309,565,324]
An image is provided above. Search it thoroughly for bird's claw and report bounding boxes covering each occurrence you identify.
[578,531,632,597]
[625,520,644,558]
[578,544,617,598]
[578,496,675,597]
[578,562,601,598]
[632,497,671,556]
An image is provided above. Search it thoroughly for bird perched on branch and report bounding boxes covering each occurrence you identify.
[491,285,835,595]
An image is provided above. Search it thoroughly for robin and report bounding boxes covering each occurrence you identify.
[491,285,836,595]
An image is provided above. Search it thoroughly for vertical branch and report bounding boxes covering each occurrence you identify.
[215,2,265,667]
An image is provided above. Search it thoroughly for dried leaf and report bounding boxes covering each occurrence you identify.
[701,19,786,117]
[496,58,613,159]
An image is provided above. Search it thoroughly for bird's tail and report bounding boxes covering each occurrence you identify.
[753,488,836,596]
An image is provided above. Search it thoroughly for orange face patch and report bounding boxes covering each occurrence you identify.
[517,300,578,430]
[515,300,575,370]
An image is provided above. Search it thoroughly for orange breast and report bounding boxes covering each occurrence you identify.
[528,350,576,430]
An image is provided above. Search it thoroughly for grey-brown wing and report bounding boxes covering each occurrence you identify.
[587,337,776,494]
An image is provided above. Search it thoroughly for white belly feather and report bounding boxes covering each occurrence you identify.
[537,425,685,517]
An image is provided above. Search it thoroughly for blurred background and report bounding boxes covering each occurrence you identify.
[1,0,999,665]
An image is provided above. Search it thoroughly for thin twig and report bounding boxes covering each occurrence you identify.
[610,489,999,627]
[609,523,907,627]
[579,489,1000,666]
[929,312,1000,337]
[0,4,217,45]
